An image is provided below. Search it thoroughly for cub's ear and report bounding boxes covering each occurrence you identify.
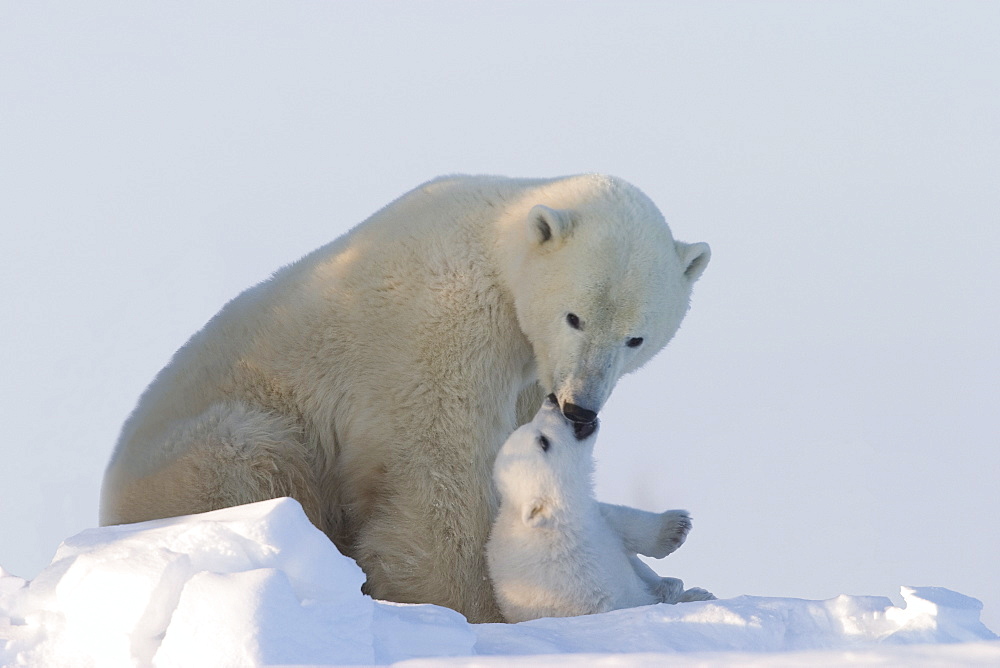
[528,205,575,246]
[522,498,553,528]
[676,241,711,282]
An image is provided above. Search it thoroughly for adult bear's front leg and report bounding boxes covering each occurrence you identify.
[351,430,506,624]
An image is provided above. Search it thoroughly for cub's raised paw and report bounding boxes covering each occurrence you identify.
[678,587,717,602]
[651,509,692,558]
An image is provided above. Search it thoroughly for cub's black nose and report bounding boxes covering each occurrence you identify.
[562,402,597,424]
[573,419,598,440]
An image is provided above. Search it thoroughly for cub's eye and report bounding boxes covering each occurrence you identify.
[566,313,581,329]
[627,337,644,348]
[538,435,550,452]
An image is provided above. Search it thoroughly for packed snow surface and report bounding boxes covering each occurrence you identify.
[1,498,996,667]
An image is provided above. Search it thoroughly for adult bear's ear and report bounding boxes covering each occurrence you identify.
[522,498,553,528]
[676,241,711,282]
[528,205,575,246]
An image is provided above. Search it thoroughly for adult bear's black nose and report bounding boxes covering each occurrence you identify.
[562,403,597,424]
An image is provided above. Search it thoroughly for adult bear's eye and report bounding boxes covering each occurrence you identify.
[538,435,550,452]
[566,313,581,329]
[627,337,644,348]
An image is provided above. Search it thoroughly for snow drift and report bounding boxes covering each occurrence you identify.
[1,498,996,667]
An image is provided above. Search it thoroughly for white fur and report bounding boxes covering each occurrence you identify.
[100,174,710,622]
[487,400,715,623]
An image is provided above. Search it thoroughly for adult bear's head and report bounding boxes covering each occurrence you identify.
[499,175,710,426]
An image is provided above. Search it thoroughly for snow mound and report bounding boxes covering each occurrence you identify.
[1,498,996,667]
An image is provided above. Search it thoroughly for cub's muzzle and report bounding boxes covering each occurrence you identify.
[572,419,598,441]
[548,394,598,441]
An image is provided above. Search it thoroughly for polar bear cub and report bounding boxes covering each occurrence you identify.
[487,395,715,622]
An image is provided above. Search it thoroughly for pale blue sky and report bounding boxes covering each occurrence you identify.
[2,1,998,631]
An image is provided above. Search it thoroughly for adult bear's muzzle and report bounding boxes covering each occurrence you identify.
[561,402,597,425]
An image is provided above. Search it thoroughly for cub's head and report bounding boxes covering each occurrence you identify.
[501,175,710,429]
[493,395,599,527]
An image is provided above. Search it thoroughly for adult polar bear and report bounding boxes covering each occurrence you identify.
[100,174,710,623]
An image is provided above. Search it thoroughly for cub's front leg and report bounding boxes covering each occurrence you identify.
[598,503,691,558]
